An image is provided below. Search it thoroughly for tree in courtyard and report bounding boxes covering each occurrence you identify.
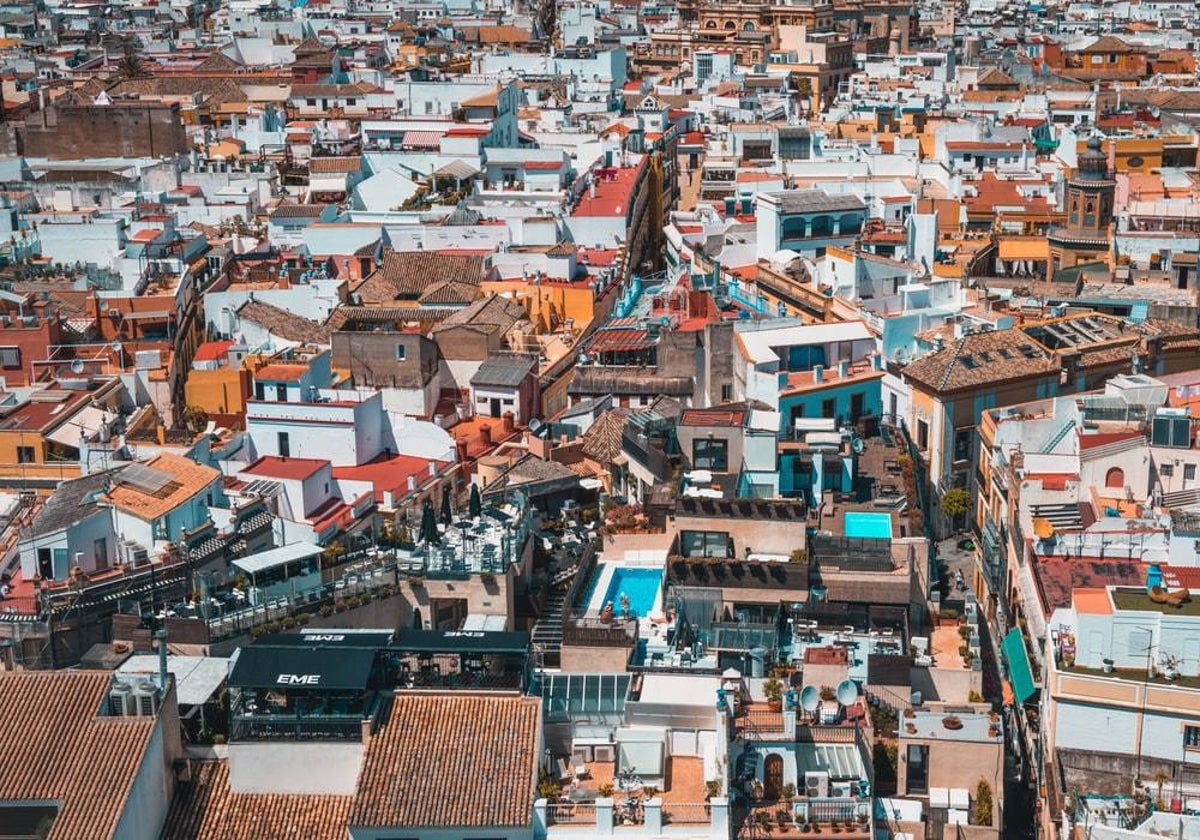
[940,487,972,530]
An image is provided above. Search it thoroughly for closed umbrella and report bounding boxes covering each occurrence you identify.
[469,483,482,519]
[420,499,440,546]
[440,490,452,525]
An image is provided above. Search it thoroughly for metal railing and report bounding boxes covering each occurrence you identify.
[230,713,363,742]
[547,803,597,825]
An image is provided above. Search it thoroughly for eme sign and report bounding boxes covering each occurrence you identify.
[302,634,345,642]
[443,631,485,638]
[276,674,322,685]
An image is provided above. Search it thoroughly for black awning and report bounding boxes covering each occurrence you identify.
[229,645,378,691]
[390,628,530,655]
[255,631,394,648]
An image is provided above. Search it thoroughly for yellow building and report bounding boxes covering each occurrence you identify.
[183,341,252,428]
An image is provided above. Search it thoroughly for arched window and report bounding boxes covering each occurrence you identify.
[780,217,807,240]
[705,19,717,28]
[810,215,833,237]
[743,20,755,30]
[1105,467,1125,488]
[838,214,862,236]
[724,20,736,29]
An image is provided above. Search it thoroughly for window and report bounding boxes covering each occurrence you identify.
[1186,725,1200,750]
[0,346,19,368]
[255,382,265,401]
[1187,464,1196,482]
[821,398,836,419]
[680,530,732,558]
[275,383,287,402]
[721,384,733,402]
[693,438,729,472]
[306,98,317,106]
[1161,463,1174,477]
[917,419,929,451]
[16,446,34,464]
[395,344,406,361]
[953,428,973,463]
[278,432,291,457]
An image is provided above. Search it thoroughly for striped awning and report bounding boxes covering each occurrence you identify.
[587,328,652,354]
[402,130,443,149]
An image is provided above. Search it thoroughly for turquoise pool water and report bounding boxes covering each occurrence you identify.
[601,567,663,618]
[844,512,893,539]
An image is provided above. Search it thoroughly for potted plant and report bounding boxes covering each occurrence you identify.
[705,779,722,801]
[643,786,659,800]
[782,782,797,802]
[1103,657,1114,674]
[777,809,792,832]
[1160,654,1181,681]
[765,674,784,711]
[757,811,773,830]
[599,783,615,798]
[409,576,424,588]
[480,571,496,585]
[857,812,870,828]
[819,685,836,702]
[942,716,963,730]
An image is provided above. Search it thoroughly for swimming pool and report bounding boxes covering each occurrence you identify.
[844,511,893,540]
[599,567,663,618]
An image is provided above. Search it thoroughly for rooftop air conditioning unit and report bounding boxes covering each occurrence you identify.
[593,744,616,762]
[133,681,160,716]
[805,771,829,798]
[128,547,149,567]
[108,682,135,716]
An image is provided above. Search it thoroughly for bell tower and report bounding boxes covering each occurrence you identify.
[1049,134,1115,278]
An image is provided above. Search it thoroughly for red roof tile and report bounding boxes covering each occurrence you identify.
[194,340,234,362]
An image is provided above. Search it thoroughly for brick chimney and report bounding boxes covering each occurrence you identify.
[502,411,515,433]
[480,424,492,446]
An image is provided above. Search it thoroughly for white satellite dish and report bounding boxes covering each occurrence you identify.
[800,685,820,712]
[836,679,858,706]
[69,359,85,375]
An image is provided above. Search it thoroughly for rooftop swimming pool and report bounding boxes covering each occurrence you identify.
[843,511,893,540]
[584,564,664,619]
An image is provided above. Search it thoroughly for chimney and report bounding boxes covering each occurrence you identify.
[156,630,168,692]
[428,460,437,478]
[813,365,824,383]
[480,424,492,446]
[455,438,468,462]
[502,411,515,433]
[838,359,849,378]
[407,475,416,492]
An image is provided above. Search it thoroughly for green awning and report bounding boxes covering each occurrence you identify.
[1003,628,1037,704]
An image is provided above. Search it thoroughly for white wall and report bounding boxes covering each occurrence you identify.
[228,741,363,794]
[112,717,172,840]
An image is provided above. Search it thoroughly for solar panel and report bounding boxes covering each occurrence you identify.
[116,463,174,494]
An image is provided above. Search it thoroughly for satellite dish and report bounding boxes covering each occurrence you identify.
[69,359,85,375]
[836,679,858,706]
[800,685,820,712]
[111,342,123,356]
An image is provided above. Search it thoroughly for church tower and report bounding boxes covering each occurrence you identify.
[1048,135,1115,278]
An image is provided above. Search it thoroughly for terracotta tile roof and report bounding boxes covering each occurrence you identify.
[418,279,484,306]
[308,156,362,174]
[1078,35,1136,54]
[104,453,220,522]
[902,330,1059,395]
[254,363,310,382]
[580,409,631,462]
[373,250,488,299]
[162,760,351,840]
[237,300,332,344]
[350,693,540,830]
[0,670,156,840]
[429,294,526,337]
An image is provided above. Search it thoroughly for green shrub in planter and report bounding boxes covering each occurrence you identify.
[319,605,333,617]
[296,613,311,625]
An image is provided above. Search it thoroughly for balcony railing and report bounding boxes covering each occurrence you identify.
[230,712,363,742]
[547,803,597,825]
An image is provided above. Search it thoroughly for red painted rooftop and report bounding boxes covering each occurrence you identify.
[243,455,327,481]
